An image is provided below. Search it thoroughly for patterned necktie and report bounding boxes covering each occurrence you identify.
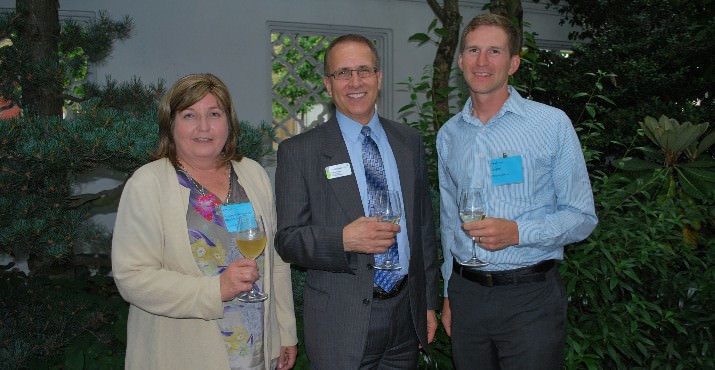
[361,126,401,292]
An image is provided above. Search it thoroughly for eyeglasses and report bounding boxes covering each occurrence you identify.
[326,67,378,80]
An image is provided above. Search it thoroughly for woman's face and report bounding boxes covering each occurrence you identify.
[173,93,229,166]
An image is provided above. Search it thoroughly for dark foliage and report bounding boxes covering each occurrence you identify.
[0,267,127,369]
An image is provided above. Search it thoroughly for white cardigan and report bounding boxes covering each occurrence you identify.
[112,157,297,370]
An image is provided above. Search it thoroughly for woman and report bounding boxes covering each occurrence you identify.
[112,73,297,370]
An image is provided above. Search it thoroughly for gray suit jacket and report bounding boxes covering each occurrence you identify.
[275,116,439,369]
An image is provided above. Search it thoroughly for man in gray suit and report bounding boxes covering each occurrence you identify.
[275,34,440,369]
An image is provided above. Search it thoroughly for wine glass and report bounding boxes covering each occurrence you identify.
[371,190,402,271]
[457,188,489,267]
[235,214,268,302]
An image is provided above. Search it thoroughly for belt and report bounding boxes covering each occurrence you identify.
[453,259,556,287]
[373,276,408,299]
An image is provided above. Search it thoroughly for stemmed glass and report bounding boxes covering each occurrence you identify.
[371,190,402,271]
[235,214,268,302]
[457,188,489,267]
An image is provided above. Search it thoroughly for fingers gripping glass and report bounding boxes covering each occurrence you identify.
[235,215,268,303]
[371,190,402,271]
[326,66,378,80]
[457,188,489,267]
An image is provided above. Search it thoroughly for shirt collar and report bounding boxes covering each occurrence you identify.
[460,86,528,125]
[336,110,385,144]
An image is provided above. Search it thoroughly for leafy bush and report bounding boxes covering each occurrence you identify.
[614,115,715,202]
[0,267,127,370]
[563,172,715,369]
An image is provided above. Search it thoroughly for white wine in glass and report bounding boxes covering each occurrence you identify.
[235,214,268,303]
[459,210,486,223]
[236,233,266,260]
[457,188,489,267]
[372,190,402,270]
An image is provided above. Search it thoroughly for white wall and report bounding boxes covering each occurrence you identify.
[66,0,443,125]
[1,0,575,125]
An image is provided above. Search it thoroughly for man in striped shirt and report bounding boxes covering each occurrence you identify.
[437,14,598,370]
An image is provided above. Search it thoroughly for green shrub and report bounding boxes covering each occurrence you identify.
[563,171,715,369]
[0,267,127,370]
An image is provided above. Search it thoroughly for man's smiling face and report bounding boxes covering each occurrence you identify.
[323,40,382,125]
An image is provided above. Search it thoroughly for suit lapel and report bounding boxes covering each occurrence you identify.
[319,118,365,221]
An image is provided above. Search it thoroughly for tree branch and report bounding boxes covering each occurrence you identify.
[427,0,445,23]
[430,0,461,131]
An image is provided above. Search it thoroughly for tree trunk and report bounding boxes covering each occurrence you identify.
[17,0,63,117]
[427,0,461,132]
[489,0,524,39]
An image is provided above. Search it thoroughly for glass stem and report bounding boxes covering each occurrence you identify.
[471,238,478,259]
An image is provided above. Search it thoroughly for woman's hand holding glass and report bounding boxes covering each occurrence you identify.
[219,259,259,301]
[218,215,268,302]
[234,215,269,302]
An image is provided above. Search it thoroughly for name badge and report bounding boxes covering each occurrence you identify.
[490,155,524,185]
[325,163,352,179]
[221,202,253,232]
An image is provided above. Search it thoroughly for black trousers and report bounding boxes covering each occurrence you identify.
[448,266,567,370]
[360,285,418,370]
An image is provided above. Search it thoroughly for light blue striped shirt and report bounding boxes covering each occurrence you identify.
[336,111,410,277]
[437,86,597,294]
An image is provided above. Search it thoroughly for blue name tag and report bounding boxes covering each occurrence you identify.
[221,202,254,232]
[490,156,524,185]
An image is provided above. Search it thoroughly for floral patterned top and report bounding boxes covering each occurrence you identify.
[176,166,265,370]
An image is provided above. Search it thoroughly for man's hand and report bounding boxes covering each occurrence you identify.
[462,217,518,251]
[419,310,438,349]
[441,298,452,337]
[343,216,399,254]
[427,309,438,343]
